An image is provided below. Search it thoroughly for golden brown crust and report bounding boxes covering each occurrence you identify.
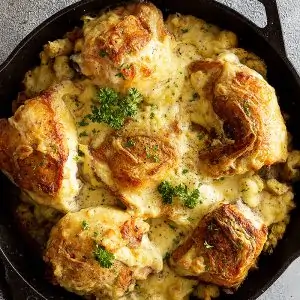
[0,97,65,195]
[96,15,151,65]
[45,221,134,297]
[80,2,171,90]
[190,59,288,177]
[0,81,80,211]
[171,204,267,288]
[91,134,176,188]
[44,207,162,298]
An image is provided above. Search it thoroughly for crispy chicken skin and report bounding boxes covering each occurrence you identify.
[190,55,288,177]
[90,134,177,217]
[79,2,175,93]
[44,206,162,299]
[0,81,81,212]
[91,134,176,189]
[170,203,267,288]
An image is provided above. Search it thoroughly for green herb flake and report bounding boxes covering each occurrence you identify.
[78,149,85,157]
[168,222,177,230]
[158,181,201,209]
[153,155,160,162]
[204,241,214,249]
[94,244,115,268]
[190,92,199,102]
[182,169,189,174]
[145,145,160,162]
[158,181,174,204]
[164,252,171,260]
[99,49,108,57]
[82,220,89,230]
[50,144,58,153]
[125,139,135,148]
[197,132,206,140]
[184,188,200,209]
[78,118,89,127]
[87,87,143,130]
[181,28,189,33]
[79,131,88,137]
[115,72,125,79]
[150,112,155,119]
[243,100,251,116]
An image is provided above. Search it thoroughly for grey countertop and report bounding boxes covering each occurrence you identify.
[0,0,299,299]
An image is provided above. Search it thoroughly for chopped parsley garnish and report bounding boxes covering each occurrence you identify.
[204,241,214,249]
[197,132,206,140]
[78,118,89,127]
[99,49,108,57]
[164,252,171,260]
[150,112,155,119]
[181,28,189,33]
[145,145,160,162]
[92,128,99,134]
[153,155,160,162]
[182,169,189,174]
[82,220,89,230]
[87,87,143,130]
[168,222,177,230]
[115,64,133,80]
[94,244,115,268]
[243,100,251,116]
[79,131,88,137]
[115,72,125,79]
[50,144,58,153]
[78,149,85,157]
[125,139,135,148]
[183,188,200,209]
[158,181,174,204]
[157,181,201,208]
[190,92,199,102]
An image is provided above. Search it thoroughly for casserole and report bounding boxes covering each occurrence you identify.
[0,0,300,299]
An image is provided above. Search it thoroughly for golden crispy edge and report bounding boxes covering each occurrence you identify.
[171,204,267,288]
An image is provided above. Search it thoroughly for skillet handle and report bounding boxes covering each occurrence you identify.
[257,0,286,56]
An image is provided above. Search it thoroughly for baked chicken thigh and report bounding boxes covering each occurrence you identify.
[0,81,81,212]
[170,203,267,288]
[190,54,288,177]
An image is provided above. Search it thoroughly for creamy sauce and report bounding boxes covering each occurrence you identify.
[69,13,294,300]
[15,8,296,300]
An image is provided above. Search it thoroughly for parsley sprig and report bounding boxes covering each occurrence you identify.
[94,244,115,268]
[86,87,143,130]
[157,181,201,209]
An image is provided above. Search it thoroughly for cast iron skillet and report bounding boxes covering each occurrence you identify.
[0,0,300,299]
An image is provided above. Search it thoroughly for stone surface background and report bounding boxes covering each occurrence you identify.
[0,0,299,299]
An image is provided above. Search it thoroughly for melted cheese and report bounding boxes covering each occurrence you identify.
[16,8,295,300]
[69,13,293,298]
[132,264,197,300]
